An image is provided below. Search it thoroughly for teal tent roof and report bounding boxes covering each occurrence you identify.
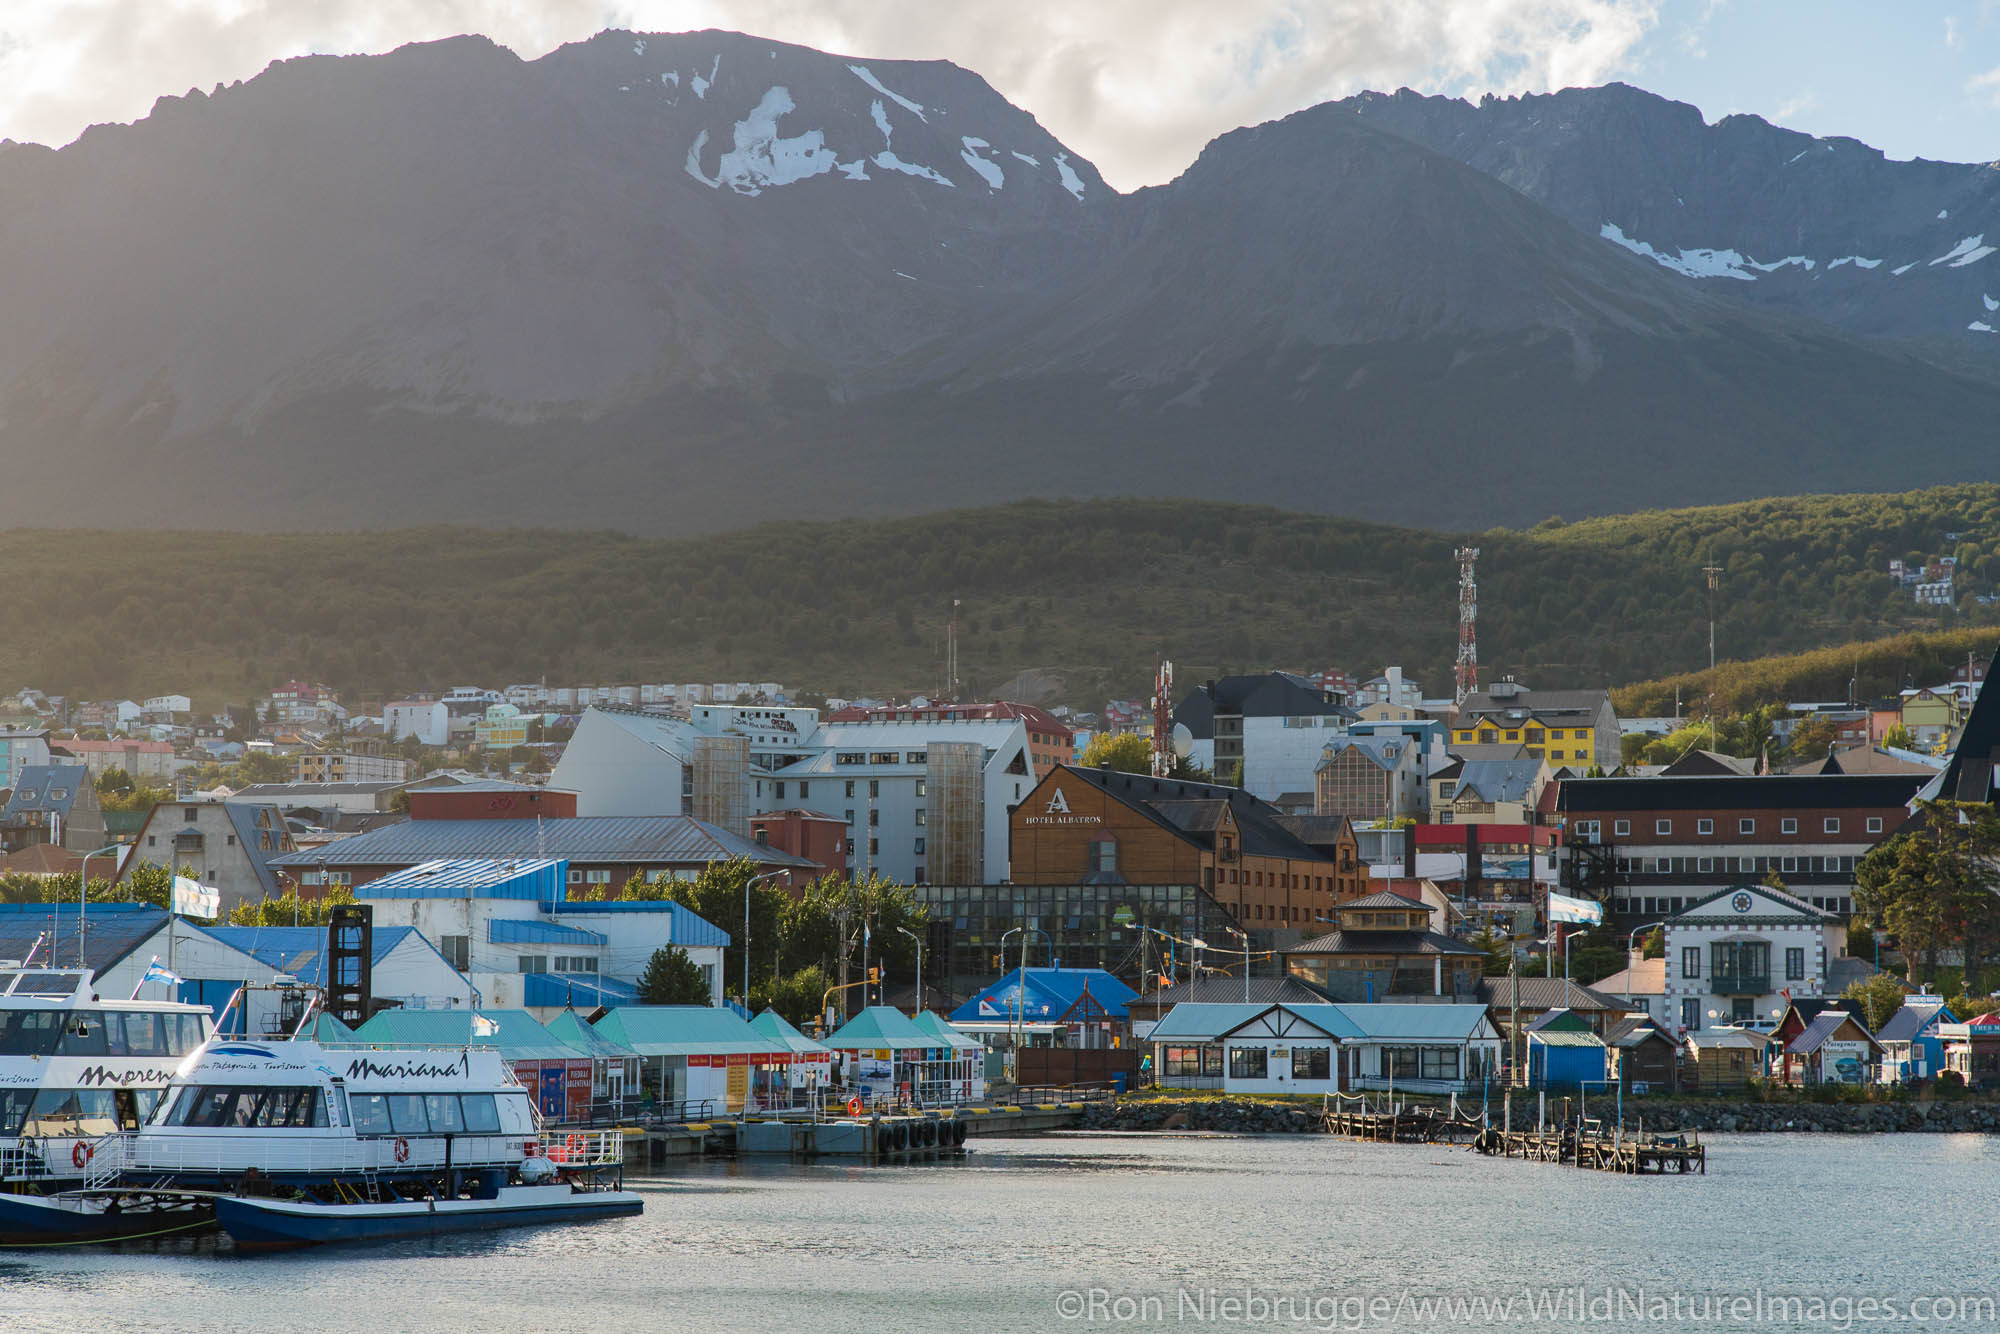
[748,1008,832,1056]
[353,1008,584,1061]
[544,1009,638,1059]
[912,1010,984,1050]
[823,1005,936,1051]
[591,1005,788,1058]
[307,1013,360,1044]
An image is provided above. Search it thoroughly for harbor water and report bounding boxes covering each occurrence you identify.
[5,1130,1998,1332]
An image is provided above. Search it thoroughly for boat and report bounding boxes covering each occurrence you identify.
[125,1013,639,1249]
[0,964,217,1245]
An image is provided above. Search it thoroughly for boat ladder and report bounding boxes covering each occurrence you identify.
[81,1136,127,1191]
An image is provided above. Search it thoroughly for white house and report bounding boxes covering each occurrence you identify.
[1173,673,1356,802]
[384,699,450,747]
[1663,884,1849,1034]
[1149,1001,1501,1096]
[354,858,729,1011]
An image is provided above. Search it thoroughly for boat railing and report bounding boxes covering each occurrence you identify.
[127,1131,537,1177]
[542,1128,624,1167]
[81,1133,130,1188]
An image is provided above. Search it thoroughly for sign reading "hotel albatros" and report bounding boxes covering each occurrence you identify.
[1021,787,1103,826]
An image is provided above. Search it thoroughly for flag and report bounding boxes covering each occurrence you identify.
[471,1014,499,1037]
[171,876,220,919]
[1546,891,1604,926]
[141,957,183,987]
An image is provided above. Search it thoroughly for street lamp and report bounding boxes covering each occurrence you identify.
[898,925,924,1014]
[741,869,789,1008]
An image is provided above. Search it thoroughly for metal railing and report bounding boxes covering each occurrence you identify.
[126,1131,535,1176]
[996,1084,1115,1105]
[540,1129,624,1167]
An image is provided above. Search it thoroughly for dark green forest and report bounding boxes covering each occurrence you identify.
[8,485,2000,709]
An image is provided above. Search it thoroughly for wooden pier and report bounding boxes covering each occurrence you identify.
[1325,1093,1706,1176]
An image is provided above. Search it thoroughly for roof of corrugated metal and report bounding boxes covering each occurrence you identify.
[749,1008,835,1055]
[545,1007,638,1056]
[523,973,640,1009]
[268,817,815,868]
[545,899,730,949]
[353,1008,584,1061]
[591,1005,788,1057]
[489,917,606,946]
[823,1005,938,1050]
[195,924,423,981]
[359,858,565,900]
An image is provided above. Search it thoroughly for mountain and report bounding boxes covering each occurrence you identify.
[4,34,2000,534]
[1332,83,2000,352]
[7,486,2000,708]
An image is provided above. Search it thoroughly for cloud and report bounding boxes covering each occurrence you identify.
[1973,63,2000,108]
[1774,91,1820,122]
[1946,15,1961,47]
[0,0,1662,189]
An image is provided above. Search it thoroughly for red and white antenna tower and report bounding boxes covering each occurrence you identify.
[1151,657,1175,777]
[1454,547,1480,705]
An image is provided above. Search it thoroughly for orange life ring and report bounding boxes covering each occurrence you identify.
[846,1096,864,1116]
[393,1137,411,1164]
[71,1141,92,1169]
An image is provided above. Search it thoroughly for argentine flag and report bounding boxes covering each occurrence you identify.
[141,957,183,987]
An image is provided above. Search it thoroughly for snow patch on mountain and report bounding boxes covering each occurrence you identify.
[959,138,1003,190]
[661,70,678,88]
[1987,294,1999,312]
[692,54,719,99]
[1054,153,1086,200]
[683,130,718,187]
[1972,321,1995,333]
[870,100,894,146]
[1827,256,1882,270]
[1011,151,1039,166]
[1600,223,1755,280]
[849,65,927,121]
[698,86,838,196]
[633,38,646,55]
[1932,235,1996,268]
[837,159,869,180]
[1893,262,1917,275]
[873,152,954,187]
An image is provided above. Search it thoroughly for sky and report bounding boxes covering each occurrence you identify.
[2,1,1996,190]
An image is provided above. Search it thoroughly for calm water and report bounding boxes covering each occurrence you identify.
[5,1132,1999,1332]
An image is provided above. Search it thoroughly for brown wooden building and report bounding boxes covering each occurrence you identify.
[1009,765,1362,930]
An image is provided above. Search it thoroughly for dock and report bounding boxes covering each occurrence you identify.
[1325,1092,1706,1176]
[625,1100,1089,1165]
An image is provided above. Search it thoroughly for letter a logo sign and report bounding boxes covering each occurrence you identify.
[1045,787,1071,815]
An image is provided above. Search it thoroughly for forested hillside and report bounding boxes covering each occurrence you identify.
[8,487,2000,709]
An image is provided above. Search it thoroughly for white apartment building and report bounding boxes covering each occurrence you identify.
[1662,884,1851,1034]
[384,699,449,747]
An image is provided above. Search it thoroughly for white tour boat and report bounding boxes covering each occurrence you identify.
[0,964,215,1245]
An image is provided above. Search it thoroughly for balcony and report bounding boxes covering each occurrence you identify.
[1710,972,1769,996]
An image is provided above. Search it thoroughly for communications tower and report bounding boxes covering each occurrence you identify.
[1454,547,1480,705]
[1150,657,1175,778]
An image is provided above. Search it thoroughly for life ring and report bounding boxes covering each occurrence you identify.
[846,1096,864,1116]
[71,1141,92,1169]
[564,1133,585,1156]
[393,1137,411,1164]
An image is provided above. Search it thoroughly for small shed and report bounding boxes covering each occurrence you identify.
[910,1010,987,1103]
[1785,1011,1881,1085]
[1685,1027,1769,1089]
[1525,1028,1609,1090]
[1604,1017,1680,1094]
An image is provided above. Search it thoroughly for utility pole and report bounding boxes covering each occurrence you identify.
[1703,565,1723,672]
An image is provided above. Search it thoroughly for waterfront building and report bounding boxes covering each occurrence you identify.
[1684,1026,1770,1088]
[746,1008,836,1102]
[1124,976,1333,1037]
[1523,1011,1609,1090]
[1781,1011,1881,1086]
[821,1005,983,1105]
[1877,999,1955,1083]
[591,1005,798,1115]
[1604,1016,1682,1093]
[1149,1001,1502,1096]
[356,1008,593,1121]
[1938,1013,2000,1088]
[1659,884,1855,1034]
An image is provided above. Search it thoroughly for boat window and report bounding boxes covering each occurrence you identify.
[0,1010,62,1056]
[459,1093,500,1134]
[56,1013,108,1058]
[387,1094,428,1134]
[150,1086,194,1126]
[6,971,83,997]
[133,1090,162,1125]
[348,1094,392,1136]
[113,1012,171,1057]
[168,1013,208,1055]
[0,1090,33,1136]
[424,1094,464,1133]
[21,1088,119,1138]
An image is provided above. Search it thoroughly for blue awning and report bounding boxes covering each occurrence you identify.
[523,973,640,1009]
[489,918,607,946]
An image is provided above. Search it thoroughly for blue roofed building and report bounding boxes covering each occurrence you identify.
[1150,1001,1503,1095]
[949,967,1138,1046]
[1878,998,1955,1083]
[354,857,729,1017]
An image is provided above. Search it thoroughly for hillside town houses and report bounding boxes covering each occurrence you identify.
[3,642,1997,1099]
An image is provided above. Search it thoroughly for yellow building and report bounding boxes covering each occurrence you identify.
[474,704,531,749]
[1450,679,1618,771]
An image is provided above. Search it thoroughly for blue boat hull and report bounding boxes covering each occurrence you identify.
[0,1190,214,1247]
[214,1187,642,1250]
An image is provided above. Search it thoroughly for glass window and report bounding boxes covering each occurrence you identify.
[1613,820,1630,837]
[0,1089,33,1135]
[1421,1048,1460,1081]
[57,1012,108,1057]
[1697,819,1713,835]
[1292,1047,1331,1080]
[460,1093,501,1133]
[1228,1047,1268,1079]
[1655,819,1671,835]
[1824,818,1841,834]
[22,1088,119,1138]
[1739,818,1755,834]
[1682,946,1701,979]
[388,1095,429,1134]
[1786,948,1805,981]
[349,1093,393,1136]
[1867,817,1883,833]
[0,1009,62,1056]
[1681,999,1699,1031]
[1781,818,1798,834]
[424,1094,465,1133]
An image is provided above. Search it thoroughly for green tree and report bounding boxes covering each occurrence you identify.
[1882,723,1915,752]
[1641,926,1665,960]
[1471,925,1513,975]
[227,885,355,926]
[638,946,711,1005]
[749,964,832,1030]
[1784,716,1839,764]
[1078,731,1152,773]
[1843,973,1909,1032]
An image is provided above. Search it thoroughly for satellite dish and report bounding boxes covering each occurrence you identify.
[1171,723,1194,759]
